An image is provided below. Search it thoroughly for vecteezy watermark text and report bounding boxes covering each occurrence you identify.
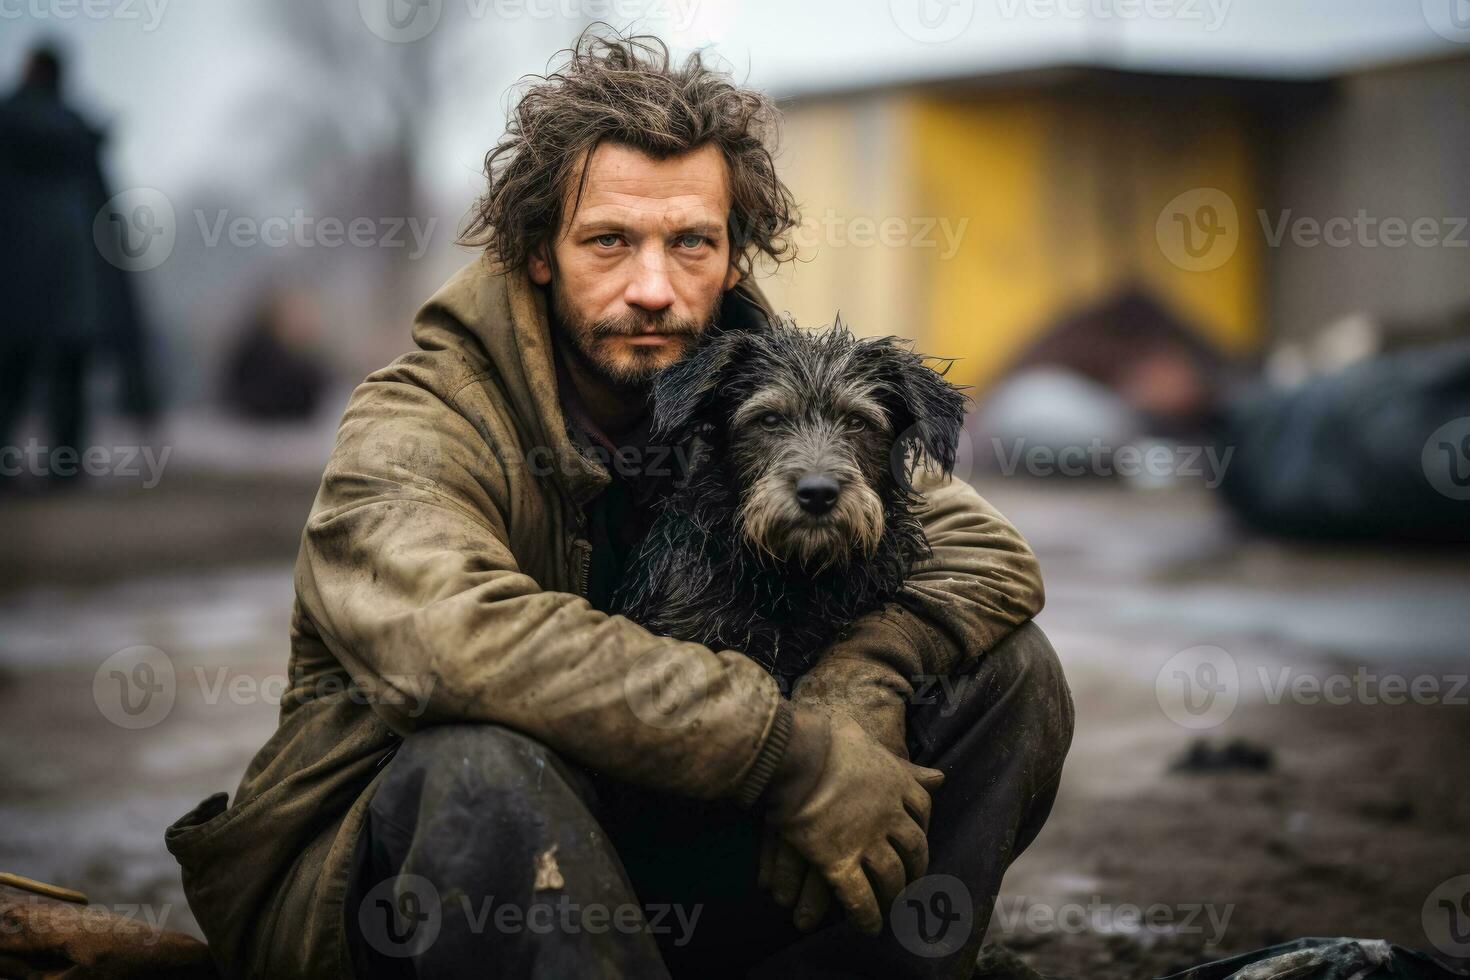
[788,209,970,260]
[2,440,170,487]
[995,0,1231,31]
[1157,187,1469,272]
[356,873,702,959]
[0,901,176,942]
[988,437,1235,488]
[195,210,437,260]
[93,645,438,730]
[94,188,440,271]
[1156,645,1470,730]
[0,0,168,30]
[357,0,700,43]
[1258,210,1469,250]
[991,895,1235,945]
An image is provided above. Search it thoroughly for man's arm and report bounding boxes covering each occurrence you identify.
[296,378,788,802]
[792,467,1044,754]
[762,468,1043,924]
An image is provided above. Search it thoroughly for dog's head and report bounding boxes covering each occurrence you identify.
[651,317,967,570]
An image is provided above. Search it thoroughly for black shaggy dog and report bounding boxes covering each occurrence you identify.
[611,318,967,684]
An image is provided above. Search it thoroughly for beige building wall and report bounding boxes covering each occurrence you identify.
[755,92,925,341]
[1269,54,1470,341]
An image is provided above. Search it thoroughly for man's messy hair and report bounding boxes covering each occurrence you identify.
[460,27,799,278]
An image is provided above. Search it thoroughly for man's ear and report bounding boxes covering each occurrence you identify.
[651,331,745,440]
[528,245,552,285]
[861,339,968,478]
[722,262,741,291]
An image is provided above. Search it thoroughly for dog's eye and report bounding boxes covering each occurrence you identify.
[844,416,868,433]
[758,412,783,431]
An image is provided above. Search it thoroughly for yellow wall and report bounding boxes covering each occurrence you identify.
[757,93,924,338]
[765,85,1264,390]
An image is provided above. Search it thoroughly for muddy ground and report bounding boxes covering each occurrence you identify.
[2,475,1468,978]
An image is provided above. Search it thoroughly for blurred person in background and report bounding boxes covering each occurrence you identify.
[222,288,329,422]
[0,43,157,491]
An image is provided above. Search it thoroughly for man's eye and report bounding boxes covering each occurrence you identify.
[675,234,707,249]
[593,234,622,247]
[758,412,783,431]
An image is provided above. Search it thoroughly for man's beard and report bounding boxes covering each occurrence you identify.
[550,278,719,389]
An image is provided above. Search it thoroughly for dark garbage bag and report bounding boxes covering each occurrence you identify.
[1218,342,1470,542]
[1159,937,1470,980]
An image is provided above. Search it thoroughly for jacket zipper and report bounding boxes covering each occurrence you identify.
[571,508,592,598]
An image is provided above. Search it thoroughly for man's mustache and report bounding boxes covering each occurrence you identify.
[590,314,701,338]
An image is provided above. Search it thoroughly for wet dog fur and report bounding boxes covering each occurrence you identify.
[611,318,966,682]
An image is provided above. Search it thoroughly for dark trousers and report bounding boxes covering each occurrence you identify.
[345,621,1074,980]
[0,338,90,483]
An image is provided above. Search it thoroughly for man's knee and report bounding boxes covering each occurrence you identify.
[350,726,655,975]
[371,723,592,834]
[910,621,1074,783]
[983,621,1075,766]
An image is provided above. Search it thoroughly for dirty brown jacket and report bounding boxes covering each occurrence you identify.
[165,257,1045,979]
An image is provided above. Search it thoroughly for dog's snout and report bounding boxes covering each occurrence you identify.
[795,474,841,515]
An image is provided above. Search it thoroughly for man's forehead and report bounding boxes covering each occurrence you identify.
[568,143,731,223]
[571,198,725,230]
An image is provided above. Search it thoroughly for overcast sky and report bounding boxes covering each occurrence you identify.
[2,0,1464,219]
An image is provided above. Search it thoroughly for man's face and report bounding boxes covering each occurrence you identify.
[529,142,741,387]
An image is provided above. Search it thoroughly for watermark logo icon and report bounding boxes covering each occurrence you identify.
[889,0,975,43]
[1423,418,1470,501]
[94,188,175,272]
[359,0,442,42]
[358,874,443,958]
[93,645,176,730]
[1423,875,1470,959]
[1156,645,1239,729]
[351,427,447,487]
[1156,188,1238,272]
[623,645,709,730]
[1423,0,1470,43]
[891,874,973,958]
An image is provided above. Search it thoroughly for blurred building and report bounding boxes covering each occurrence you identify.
[762,50,1470,393]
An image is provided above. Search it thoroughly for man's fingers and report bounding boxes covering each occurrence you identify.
[792,870,830,932]
[890,822,930,883]
[829,866,883,936]
[913,765,945,793]
[863,845,908,914]
[904,790,933,833]
[770,839,807,909]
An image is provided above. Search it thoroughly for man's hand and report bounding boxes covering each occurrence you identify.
[792,656,911,757]
[759,707,943,935]
[758,826,831,931]
[758,658,914,932]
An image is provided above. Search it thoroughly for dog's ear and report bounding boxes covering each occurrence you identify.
[861,339,968,478]
[651,330,749,439]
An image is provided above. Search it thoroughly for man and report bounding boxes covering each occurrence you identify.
[0,44,156,488]
[167,32,1073,979]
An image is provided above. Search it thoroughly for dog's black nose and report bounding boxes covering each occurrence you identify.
[795,475,840,515]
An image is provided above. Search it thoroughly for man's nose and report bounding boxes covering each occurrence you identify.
[623,248,676,314]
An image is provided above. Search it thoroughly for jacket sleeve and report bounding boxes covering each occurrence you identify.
[792,468,1043,754]
[294,377,787,801]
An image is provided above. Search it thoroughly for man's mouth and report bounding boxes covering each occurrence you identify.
[621,334,681,346]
